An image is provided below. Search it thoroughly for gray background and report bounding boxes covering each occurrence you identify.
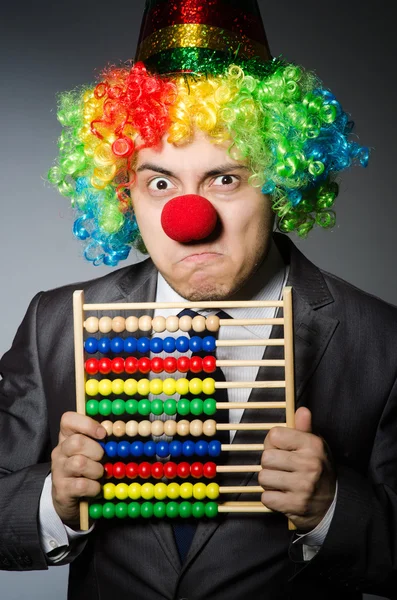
[0,0,395,598]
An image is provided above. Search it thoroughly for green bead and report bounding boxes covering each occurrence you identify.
[177,398,190,416]
[166,501,179,518]
[86,400,99,416]
[164,399,177,415]
[192,502,205,518]
[99,399,112,416]
[112,399,126,416]
[102,502,115,519]
[151,398,164,416]
[138,399,151,416]
[141,502,154,519]
[153,502,166,518]
[125,399,138,415]
[205,502,218,518]
[190,398,203,416]
[115,502,128,519]
[128,502,141,519]
[203,398,217,416]
[89,503,103,519]
[179,501,192,519]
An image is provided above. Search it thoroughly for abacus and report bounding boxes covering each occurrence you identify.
[73,288,295,531]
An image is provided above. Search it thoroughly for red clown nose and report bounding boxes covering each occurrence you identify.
[161,195,218,243]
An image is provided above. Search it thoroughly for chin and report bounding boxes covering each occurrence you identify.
[176,280,239,302]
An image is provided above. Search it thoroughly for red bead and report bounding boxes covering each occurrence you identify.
[125,356,138,374]
[111,357,125,374]
[203,462,217,479]
[98,357,112,374]
[138,462,152,479]
[191,462,203,479]
[203,355,216,373]
[103,463,113,479]
[139,357,151,374]
[125,462,139,479]
[163,461,178,479]
[151,357,164,373]
[190,356,202,373]
[177,356,190,373]
[113,462,126,479]
[164,357,177,373]
[151,462,164,479]
[85,358,98,375]
[177,462,191,479]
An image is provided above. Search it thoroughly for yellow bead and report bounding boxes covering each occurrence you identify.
[206,483,220,500]
[167,483,180,500]
[98,316,112,333]
[111,379,125,395]
[193,482,207,500]
[98,379,113,396]
[128,483,141,500]
[125,316,139,332]
[141,483,155,500]
[115,483,129,500]
[84,316,99,333]
[150,379,163,395]
[189,378,203,395]
[85,379,99,396]
[124,379,138,396]
[103,483,115,500]
[202,377,216,395]
[163,378,176,396]
[137,379,150,396]
[175,378,189,395]
[180,482,193,499]
[154,483,168,500]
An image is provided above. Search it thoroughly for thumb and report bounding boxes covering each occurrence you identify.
[294,406,312,433]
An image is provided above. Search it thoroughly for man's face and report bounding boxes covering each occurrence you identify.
[131,132,274,301]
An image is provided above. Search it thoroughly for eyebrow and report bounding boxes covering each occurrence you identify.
[136,162,249,179]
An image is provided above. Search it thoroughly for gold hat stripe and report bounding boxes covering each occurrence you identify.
[136,23,270,63]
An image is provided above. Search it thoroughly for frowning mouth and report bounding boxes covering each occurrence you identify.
[179,252,222,264]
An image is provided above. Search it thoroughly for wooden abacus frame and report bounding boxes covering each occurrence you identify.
[73,287,295,531]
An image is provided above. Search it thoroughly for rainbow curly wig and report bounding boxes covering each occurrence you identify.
[48,59,369,266]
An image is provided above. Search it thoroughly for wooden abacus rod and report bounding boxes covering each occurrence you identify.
[216,359,285,367]
[216,381,285,389]
[217,423,286,431]
[218,502,272,513]
[216,339,284,347]
[83,300,284,310]
[219,486,263,494]
[216,465,261,473]
[219,318,283,326]
[216,401,286,409]
[222,444,264,451]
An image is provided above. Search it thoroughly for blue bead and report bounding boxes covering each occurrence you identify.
[84,337,98,354]
[175,336,189,353]
[110,337,124,353]
[117,441,130,458]
[208,440,221,457]
[156,441,170,458]
[182,440,195,457]
[144,441,157,457]
[150,337,163,353]
[105,441,117,457]
[98,337,111,353]
[195,440,209,457]
[169,440,182,457]
[202,336,216,352]
[130,441,144,457]
[137,337,150,354]
[163,337,176,353]
[124,337,137,353]
[189,336,202,352]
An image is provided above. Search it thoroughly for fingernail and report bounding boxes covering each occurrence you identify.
[96,427,106,439]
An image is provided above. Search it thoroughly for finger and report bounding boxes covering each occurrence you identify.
[59,411,107,444]
[53,476,102,502]
[261,489,305,515]
[264,426,316,452]
[61,433,105,462]
[63,455,104,480]
[294,407,312,433]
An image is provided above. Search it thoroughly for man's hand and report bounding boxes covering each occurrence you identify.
[258,406,336,531]
[51,411,107,529]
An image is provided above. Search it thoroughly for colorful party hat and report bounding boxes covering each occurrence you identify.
[135,0,275,77]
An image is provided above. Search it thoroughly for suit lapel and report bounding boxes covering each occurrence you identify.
[183,235,339,569]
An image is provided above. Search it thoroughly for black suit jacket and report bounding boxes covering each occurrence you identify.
[1,233,397,599]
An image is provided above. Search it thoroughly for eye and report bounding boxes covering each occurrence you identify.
[147,177,176,192]
[212,174,239,188]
